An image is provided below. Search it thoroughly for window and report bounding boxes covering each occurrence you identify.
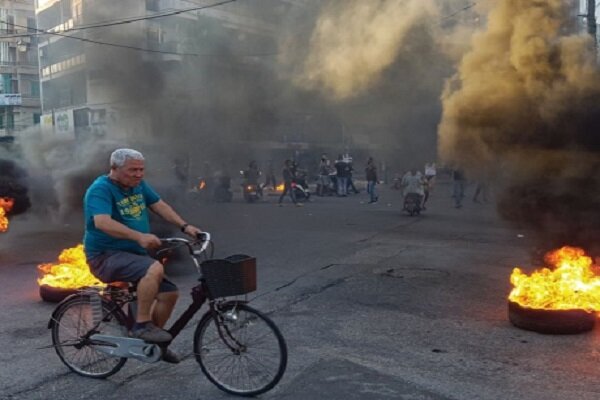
[31,81,40,96]
[72,0,83,19]
[27,17,36,33]
[146,0,160,12]
[6,15,14,34]
[73,108,89,127]
[61,0,72,19]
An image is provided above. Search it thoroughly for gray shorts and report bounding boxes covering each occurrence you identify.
[87,251,177,293]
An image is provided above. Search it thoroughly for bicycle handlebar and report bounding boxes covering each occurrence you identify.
[158,231,212,257]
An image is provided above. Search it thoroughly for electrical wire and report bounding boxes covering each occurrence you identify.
[0,1,479,59]
[0,0,256,58]
[441,2,477,21]
[0,0,238,39]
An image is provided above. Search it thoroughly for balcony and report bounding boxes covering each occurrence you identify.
[0,61,39,74]
[21,96,41,108]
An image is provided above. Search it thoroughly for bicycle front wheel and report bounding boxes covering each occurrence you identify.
[51,294,128,378]
[193,302,287,396]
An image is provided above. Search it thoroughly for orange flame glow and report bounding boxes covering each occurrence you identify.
[37,244,103,289]
[198,180,206,190]
[0,197,14,232]
[276,183,284,192]
[509,246,600,311]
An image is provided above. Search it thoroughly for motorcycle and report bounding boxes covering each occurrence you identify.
[403,193,423,216]
[240,170,262,203]
[292,170,311,202]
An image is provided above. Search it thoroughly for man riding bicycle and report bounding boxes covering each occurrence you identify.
[83,148,201,363]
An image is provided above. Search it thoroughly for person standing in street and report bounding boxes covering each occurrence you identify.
[278,159,302,206]
[452,167,466,208]
[365,157,378,204]
[334,155,349,196]
[422,162,436,210]
[345,154,360,194]
[317,154,331,196]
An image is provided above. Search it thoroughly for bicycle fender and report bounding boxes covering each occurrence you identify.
[222,300,249,308]
[47,293,86,329]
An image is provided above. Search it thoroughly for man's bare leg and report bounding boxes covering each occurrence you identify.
[136,261,164,322]
[152,291,179,328]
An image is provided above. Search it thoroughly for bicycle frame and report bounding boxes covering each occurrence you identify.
[100,233,247,350]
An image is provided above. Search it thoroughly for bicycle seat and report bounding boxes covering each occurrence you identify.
[106,281,129,289]
[106,281,135,291]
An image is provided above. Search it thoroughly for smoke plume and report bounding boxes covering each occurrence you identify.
[438,0,600,253]
[292,0,439,100]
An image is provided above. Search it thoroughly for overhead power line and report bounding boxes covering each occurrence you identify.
[0,0,480,58]
[0,0,280,58]
[0,0,238,39]
[441,2,477,21]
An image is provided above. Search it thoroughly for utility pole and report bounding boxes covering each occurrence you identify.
[587,0,597,45]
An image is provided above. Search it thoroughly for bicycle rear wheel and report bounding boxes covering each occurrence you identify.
[50,294,128,378]
[193,302,287,396]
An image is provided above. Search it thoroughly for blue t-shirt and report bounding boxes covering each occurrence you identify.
[83,175,160,258]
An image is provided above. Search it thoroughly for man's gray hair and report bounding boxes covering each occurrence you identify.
[110,148,144,168]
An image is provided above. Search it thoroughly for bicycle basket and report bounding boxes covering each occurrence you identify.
[200,254,257,299]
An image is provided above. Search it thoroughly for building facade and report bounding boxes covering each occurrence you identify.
[0,0,40,137]
[35,0,282,144]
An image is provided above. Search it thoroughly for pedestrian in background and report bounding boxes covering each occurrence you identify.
[317,154,331,196]
[278,160,301,207]
[345,154,360,194]
[452,167,466,208]
[365,157,378,204]
[473,180,489,203]
[422,162,436,210]
[334,155,349,197]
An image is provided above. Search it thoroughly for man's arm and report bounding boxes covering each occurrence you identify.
[149,200,202,236]
[93,214,161,249]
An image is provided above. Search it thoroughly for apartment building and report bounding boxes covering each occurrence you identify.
[0,0,40,136]
[35,0,280,143]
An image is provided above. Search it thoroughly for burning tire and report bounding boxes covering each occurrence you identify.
[508,301,596,334]
[39,284,79,303]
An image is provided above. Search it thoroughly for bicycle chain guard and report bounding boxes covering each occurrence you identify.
[90,334,162,363]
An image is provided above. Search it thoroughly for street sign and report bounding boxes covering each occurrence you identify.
[0,94,22,106]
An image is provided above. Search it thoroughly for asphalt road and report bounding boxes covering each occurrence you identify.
[1,182,599,400]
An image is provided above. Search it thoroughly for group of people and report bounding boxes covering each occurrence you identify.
[316,154,360,197]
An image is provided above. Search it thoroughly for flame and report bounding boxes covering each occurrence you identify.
[198,179,206,190]
[0,197,14,232]
[509,246,600,311]
[276,183,284,192]
[37,244,103,289]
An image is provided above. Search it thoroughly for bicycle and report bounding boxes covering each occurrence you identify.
[47,232,288,397]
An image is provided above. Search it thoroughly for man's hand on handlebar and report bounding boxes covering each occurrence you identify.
[182,224,203,239]
[138,233,162,249]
